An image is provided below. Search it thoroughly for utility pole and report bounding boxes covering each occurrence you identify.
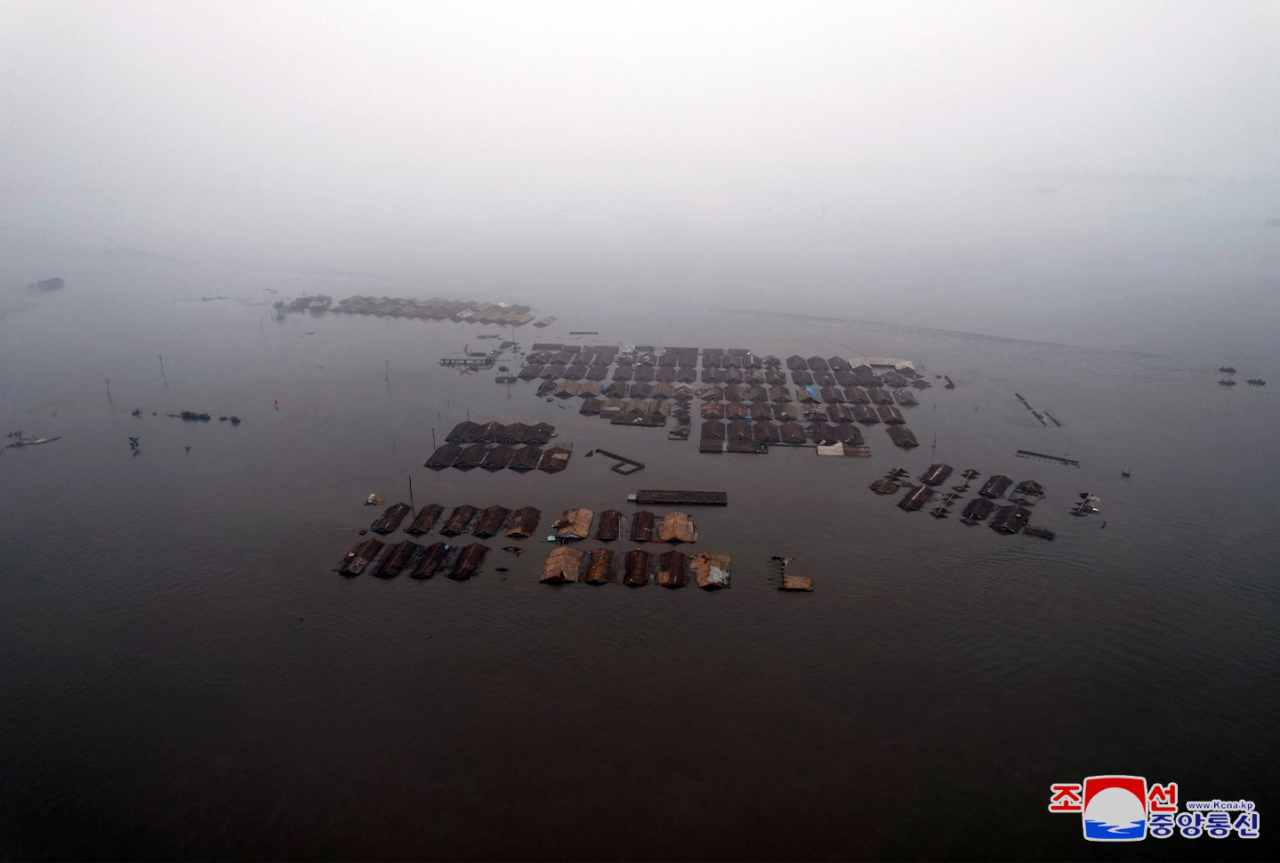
[431,428,436,450]
[385,360,389,382]
[408,474,415,513]
[158,355,167,385]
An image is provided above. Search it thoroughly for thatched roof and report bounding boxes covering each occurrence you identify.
[585,548,615,585]
[691,552,731,589]
[657,511,697,543]
[505,506,542,538]
[656,551,688,588]
[623,550,650,586]
[630,510,655,542]
[553,507,593,540]
[540,545,585,583]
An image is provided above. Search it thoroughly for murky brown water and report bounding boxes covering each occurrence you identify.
[2,251,1277,860]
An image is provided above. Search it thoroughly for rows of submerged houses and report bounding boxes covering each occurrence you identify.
[341,503,731,588]
[423,420,572,473]
[537,378,916,413]
[871,467,1052,537]
[539,546,730,589]
[520,344,926,451]
[520,345,928,391]
[330,296,538,325]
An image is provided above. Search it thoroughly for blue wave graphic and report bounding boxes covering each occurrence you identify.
[1085,819,1145,840]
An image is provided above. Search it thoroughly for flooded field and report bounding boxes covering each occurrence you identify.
[2,252,1277,860]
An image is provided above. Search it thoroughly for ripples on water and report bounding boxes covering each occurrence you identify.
[1,255,1277,860]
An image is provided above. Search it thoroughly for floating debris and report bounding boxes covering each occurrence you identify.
[1024,525,1056,541]
[5,432,62,449]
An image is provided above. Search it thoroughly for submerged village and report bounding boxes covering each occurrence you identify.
[306,292,1108,591]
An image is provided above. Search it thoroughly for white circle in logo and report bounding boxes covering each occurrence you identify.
[1084,787,1145,832]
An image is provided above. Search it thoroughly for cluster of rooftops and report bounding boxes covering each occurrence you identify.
[340,502,739,590]
[330,296,535,324]
[872,467,1052,537]
[515,345,927,450]
[520,344,925,388]
[424,420,569,473]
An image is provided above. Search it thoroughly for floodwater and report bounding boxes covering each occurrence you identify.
[2,248,1277,861]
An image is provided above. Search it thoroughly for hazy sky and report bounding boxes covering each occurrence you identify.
[1,1,1278,346]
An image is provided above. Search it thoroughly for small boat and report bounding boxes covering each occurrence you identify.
[1219,379,1237,386]
[1247,379,1266,386]
[1219,366,1236,373]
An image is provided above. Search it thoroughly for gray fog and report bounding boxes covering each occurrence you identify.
[2,0,1278,351]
